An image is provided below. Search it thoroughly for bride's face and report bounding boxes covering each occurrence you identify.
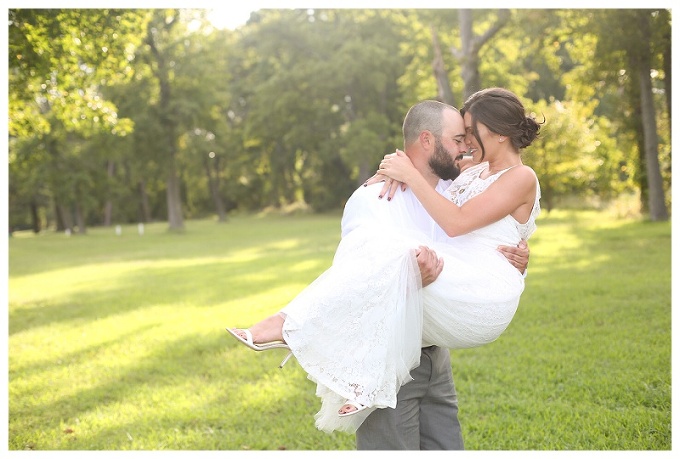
[463,112,495,162]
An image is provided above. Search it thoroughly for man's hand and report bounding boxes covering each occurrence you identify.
[416,245,443,287]
[497,239,530,273]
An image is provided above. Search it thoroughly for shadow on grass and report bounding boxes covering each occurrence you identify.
[10,330,334,450]
[9,245,335,336]
[9,216,671,450]
[8,216,341,277]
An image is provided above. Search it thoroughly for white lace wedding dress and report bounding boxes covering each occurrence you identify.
[280,162,541,433]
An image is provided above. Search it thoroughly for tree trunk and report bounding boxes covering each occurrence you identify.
[75,201,87,234]
[203,153,228,222]
[56,202,73,233]
[138,179,151,223]
[103,159,115,226]
[637,20,669,221]
[103,201,113,226]
[454,9,511,100]
[30,200,41,233]
[166,153,185,231]
[660,9,671,125]
[431,27,456,106]
[635,126,649,214]
[457,9,480,100]
[54,202,65,231]
[639,62,668,221]
[147,12,184,232]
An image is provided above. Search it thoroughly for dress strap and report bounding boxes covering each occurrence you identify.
[494,164,520,176]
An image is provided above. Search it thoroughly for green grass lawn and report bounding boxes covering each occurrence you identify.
[7,210,671,450]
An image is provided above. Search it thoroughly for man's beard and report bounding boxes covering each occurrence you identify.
[429,137,460,181]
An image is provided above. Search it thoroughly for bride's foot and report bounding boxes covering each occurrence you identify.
[234,313,286,345]
[338,400,368,417]
[226,313,288,350]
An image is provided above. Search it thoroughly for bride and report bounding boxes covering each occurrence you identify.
[227,88,542,433]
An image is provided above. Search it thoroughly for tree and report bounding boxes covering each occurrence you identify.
[424,9,527,106]
[9,9,145,232]
[8,8,671,225]
[231,9,406,210]
[526,98,631,212]
[579,9,670,220]
[142,10,186,231]
[634,11,668,221]
[455,9,511,99]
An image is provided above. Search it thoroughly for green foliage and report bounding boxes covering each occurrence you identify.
[9,9,150,232]
[526,98,632,212]
[8,9,146,137]
[8,212,671,450]
[235,9,407,208]
[337,112,394,180]
[556,9,671,218]
[8,8,672,231]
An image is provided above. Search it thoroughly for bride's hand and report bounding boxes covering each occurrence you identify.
[364,151,409,200]
[379,150,417,183]
[364,173,407,200]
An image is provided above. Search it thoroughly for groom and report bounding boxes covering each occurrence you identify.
[341,100,529,449]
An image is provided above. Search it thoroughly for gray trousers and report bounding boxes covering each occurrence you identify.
[355,346,464,450]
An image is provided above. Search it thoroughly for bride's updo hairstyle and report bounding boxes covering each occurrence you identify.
[460,87,542,161]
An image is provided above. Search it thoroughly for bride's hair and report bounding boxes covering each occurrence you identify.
[461,88,542,161]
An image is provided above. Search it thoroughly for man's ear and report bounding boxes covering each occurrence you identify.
[419,130,433,150]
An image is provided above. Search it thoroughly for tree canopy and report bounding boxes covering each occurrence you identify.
[8,8,671,233]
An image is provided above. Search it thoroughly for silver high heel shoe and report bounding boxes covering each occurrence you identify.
[225,328,294,368]
[278,351,294,368]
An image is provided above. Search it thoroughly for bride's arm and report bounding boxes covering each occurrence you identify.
[380,151,536,237]
[365,152,478,201]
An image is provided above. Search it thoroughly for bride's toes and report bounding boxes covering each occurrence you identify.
[233,328,248,340]
[338,400,368,417]
[338,404,355,415]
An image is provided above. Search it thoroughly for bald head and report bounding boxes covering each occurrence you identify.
[403,100,458,148]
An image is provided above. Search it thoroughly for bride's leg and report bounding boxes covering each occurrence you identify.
[234,312,286,344]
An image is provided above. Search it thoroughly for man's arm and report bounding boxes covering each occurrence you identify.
[497,239,530,274]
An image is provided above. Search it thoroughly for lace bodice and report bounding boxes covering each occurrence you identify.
[445,162,541,244]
